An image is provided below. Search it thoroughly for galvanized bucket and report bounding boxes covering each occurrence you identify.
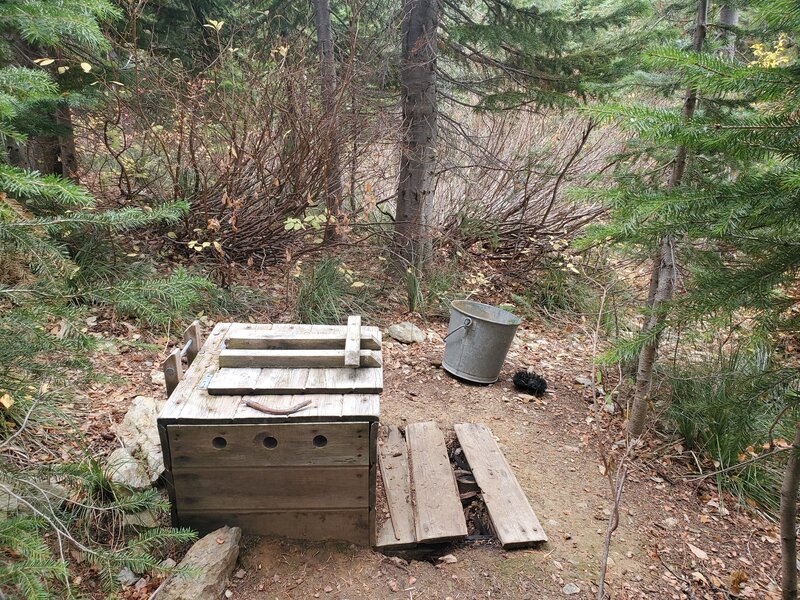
[442,300,522,384]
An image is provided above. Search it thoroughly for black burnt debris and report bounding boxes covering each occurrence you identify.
[512,370,548,397]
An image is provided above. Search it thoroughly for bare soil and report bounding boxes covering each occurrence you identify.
[189,319,781,600]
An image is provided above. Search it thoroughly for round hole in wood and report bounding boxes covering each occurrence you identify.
[263,436,278,449]
[313,435,328,448]
[212,436,227,449]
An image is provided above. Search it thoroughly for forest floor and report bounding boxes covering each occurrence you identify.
[80,303,784,600]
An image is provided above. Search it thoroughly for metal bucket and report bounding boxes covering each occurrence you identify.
[442,300,522,384]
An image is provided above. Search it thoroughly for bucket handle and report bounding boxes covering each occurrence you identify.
[443,317,472,341]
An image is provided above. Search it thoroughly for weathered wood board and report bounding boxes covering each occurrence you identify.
[171,465,369,510]
[168,422,370,468]
[344,315,362,367]
[454,422,547,548]
[225,323,381,350]
[377,426,416,548]
[179,508,370,545]
[207,365,383,396]
[406,421,467,543]
[218,348,382,369]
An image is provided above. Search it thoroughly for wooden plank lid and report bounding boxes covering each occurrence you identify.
[206,318,383,396]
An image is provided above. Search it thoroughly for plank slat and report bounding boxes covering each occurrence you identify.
[406,421,467,543]
[172,466,369,510]
[158,323,232,421]
[454,423,547,548]
[178,509,369,545]
[218,349,382,369]
[229,394,379,422]
[226,324,382,351]
[168,423,370,468]
[207,367,382,395]
[377,426,416,547]
[344,315,362,367]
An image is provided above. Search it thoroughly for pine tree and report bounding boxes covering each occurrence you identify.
[582,1,800,596]
[440,0,656,110]
[392,0,658,270]
[0,3,214,598]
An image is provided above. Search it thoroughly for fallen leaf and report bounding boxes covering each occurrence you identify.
[691,571,708,585]
[0,393,13,410]
[687,543,708,561]
[387,579,400,592]
[730,570,748,594]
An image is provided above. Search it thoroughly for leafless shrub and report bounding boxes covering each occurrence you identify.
[77,13,392,267]
[435,106,625,255]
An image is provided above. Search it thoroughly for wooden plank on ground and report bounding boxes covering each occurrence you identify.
[225,324,382,351]
[406,421,467,543]
[207,366,382,395]
[218,349,381,369]
[454,423,547,548]
[378,426,416,547]
[344,315,362,367]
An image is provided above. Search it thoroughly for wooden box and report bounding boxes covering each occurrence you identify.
[157,321,382,545]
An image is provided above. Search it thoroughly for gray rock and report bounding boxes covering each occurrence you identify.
[116,395,165,484]
[602,401,617,415]
[155,526,242,600]
[562,582,581,595]
[0,478,69,521]
[107,447,150,490]
[123,509,159,528]
[387,322,425,344]
[151,369,166,387]
[573,375,593,387]
[118,567,138,586]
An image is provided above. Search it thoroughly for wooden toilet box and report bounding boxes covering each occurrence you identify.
[157,320,382,545]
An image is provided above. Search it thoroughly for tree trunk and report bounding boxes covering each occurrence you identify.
[6,37,77,180]
[393,0,439,269]
[781,424,800,600]
[56,105,79,181]
[312,0,344,241]
[627,0,707,437]
[719,6,739,59]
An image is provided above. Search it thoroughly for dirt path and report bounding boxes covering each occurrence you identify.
[215,321,781,600]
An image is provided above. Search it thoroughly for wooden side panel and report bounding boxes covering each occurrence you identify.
[168,423,370,468]
[158,423,178,526]
[454,423,547,548]
[172,466,369,510]
[369,421,378,547]
[406,421,467,543]
[378,426,416,547]
[178,509,369,545]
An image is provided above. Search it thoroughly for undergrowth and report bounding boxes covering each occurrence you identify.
[664,344,797,516]
[295,257,373,324]
[510,257,622,336]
